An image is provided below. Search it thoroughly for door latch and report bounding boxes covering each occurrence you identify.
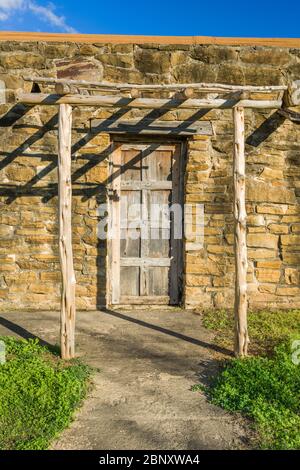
[107,188,119,201]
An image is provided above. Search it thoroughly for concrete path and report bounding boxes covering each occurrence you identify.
[0,309,250,450]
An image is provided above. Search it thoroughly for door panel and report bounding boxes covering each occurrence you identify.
[109,142,183,305]
[120,266,139,296]
[148,266,169,296]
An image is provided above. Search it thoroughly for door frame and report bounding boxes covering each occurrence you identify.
[107,137,186,307]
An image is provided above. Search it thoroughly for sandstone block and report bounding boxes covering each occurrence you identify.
[55,57,103,81]
[247,214,265,226]
[248,248,278,259]
[258,284,276,294]
[30,284,58,294]
[256,260,281,268]
[6,165,36,183]
[134,50,170,74]
[96,53,134,68]
[240,47,291,65]
[259,167,283,180]
[268,224,289,234]
[255,268,281,283]
[40,272,61,282]
[285,268,300,285]
[247,179,296,204]
[247,233,278,249]
[291,224,300,233]
[0,225,13,237]
[186,274,211,287]
[0,52,44,68]
[281,234,300,246]
[173,62,216,83]
[0,264,16,272]
[191,45,238,63]
[282,252,300,264]
[276,286,300,296]
[248,227,266,233]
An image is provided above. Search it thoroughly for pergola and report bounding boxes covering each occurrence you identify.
[16,77,300,359]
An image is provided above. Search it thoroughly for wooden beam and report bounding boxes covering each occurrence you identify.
[90,118,213,135]
[278,108,300,123]
[284,80,300,106]
[233,106,249,357]
[130,88,141,98]
[23,76,287,93]
[58,103,76,360]
[55,83,71,94]
[16,92,283,109]
[183,87,195,98]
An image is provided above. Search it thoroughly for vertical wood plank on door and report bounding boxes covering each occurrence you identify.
[58,103,76,359]
[140,146,150,296]
[148,147,173,298]
[170,144,182,304]
[110,146,121,304]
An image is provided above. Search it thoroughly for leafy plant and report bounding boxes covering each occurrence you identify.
[206,339,300,449]
[0,336,91,450]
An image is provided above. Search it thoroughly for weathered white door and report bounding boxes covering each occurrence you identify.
[109,142,183,305]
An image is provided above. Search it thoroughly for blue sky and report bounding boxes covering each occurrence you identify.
[0,0,299,37]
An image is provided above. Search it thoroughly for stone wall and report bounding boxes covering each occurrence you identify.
[1,39,300,311]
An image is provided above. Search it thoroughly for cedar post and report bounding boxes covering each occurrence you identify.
[58,103,76,359]
[233,106,249,357]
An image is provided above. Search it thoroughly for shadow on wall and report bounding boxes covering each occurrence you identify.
[0,96,289,309]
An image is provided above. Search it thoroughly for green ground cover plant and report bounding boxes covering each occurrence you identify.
[195,309,300,449]
[0,336,90,450]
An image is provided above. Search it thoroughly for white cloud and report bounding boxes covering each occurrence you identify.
[0,0,24,8]
[0,0,77,33]
[0,11,9,20]
[28,2,77,33]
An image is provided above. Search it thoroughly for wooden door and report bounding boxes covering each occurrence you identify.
[109,142,183,305]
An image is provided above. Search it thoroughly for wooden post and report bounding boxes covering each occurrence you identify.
[58,103,76,359]
[233,106,249,357]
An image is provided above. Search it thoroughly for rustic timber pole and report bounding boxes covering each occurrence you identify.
[233,106,249,357]
[16,92,283,110]
[22,76,288,93]
[58,103,76,359]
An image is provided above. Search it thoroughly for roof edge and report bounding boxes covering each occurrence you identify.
[0,32,300,48]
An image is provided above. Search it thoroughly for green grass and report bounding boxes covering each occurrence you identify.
[195,309,300,449]
[0,336,91,450]
[202,308,300,355]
